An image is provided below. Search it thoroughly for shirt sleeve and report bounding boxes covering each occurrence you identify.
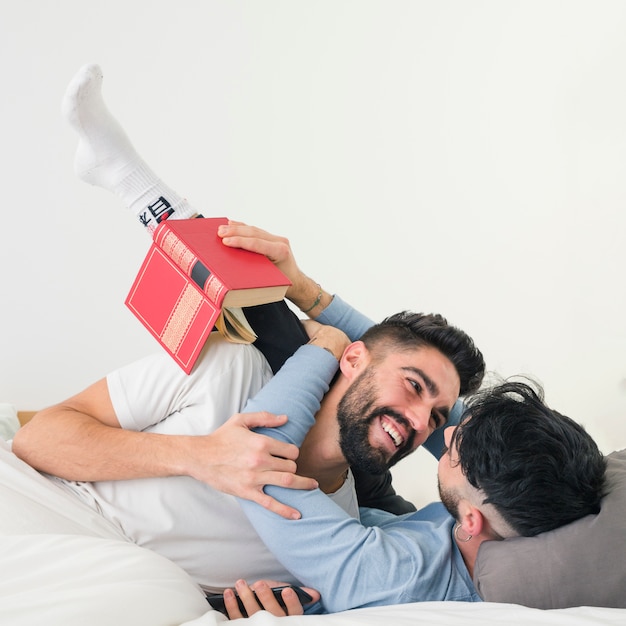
[316,295,375,341]
[238,485,461,611]
[243,344,339,446]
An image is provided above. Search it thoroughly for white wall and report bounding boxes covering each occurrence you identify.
[2,1,625,506]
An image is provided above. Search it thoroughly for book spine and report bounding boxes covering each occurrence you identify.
[154,224,228,307]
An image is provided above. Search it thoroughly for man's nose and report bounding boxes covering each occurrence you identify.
[407,404,432,434]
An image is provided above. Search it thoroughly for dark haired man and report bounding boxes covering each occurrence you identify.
[443,382,605,536]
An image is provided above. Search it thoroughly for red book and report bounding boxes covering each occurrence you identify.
[125,217,291,373]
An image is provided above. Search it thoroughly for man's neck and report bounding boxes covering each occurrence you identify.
[455,535,484,580]
[298,382,350,494]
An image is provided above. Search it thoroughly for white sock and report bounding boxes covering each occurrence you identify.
[62,63,198,231]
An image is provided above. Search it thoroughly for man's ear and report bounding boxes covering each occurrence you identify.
[457,501,485,540]
[339,341,370,380]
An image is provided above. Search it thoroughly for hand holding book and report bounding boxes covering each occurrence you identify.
[218,221,333,318]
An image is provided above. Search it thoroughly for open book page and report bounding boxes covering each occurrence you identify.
[215,307,257,344]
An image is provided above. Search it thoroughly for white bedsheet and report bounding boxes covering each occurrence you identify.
[184,603,626,626]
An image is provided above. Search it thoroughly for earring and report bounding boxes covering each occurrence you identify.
[454,523,472,543]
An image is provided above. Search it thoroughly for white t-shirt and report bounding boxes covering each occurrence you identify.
[59,333,358,593]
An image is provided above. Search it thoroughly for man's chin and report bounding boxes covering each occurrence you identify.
[348,453,389,475]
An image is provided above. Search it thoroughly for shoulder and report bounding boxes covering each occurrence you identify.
[108,334,273,431]
[193,333,271,379]
[111,333,271,386]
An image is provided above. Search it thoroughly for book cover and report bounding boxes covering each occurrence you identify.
[153,217,291,307]
[125,217,291,373]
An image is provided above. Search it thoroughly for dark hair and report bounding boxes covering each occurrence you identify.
[452,380,607,537]
[359,311,485,396]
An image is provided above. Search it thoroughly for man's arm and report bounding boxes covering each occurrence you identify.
[218,222,375,341]
[12,343,320,520]
[242,329,345,448]
[239,350,463,611]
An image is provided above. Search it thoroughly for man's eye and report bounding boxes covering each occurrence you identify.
[409,379,422,394]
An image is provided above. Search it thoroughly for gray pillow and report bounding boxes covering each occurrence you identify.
[473,448,626,609]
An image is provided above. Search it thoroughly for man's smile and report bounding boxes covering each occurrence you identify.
[379,415,408,450]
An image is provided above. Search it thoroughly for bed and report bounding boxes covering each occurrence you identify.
[2,406,625,626]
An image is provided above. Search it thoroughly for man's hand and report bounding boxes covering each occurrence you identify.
[217,222,330,316]
[303,320,350,362]
[223,579,320,619]
[13,380,316,521]
[192,411,318,520]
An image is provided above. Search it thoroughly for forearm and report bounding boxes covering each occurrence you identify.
[287,273,374,341]
[244,343,339,447]
[286,272,333,319]
[13,406,192,481]
[238,487,412,612]
[217,223,374,340]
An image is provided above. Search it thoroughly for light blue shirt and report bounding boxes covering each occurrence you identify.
[238,296,479,613]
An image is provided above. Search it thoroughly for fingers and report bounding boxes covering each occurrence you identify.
[237,412,302,461]
[235,580,263,617]
[255,582,304,617]
[238,410,288,430]
[219,222,286,248]
[226,580,319,618]
[222,588,245,619]
[218,222,292,264]
[274,471,318,491]
[226,580,301,618]
[279,587,307,615]
[307,325,351,361]
[240,466,317,519]
[252,488,303,520]
[223,221,285,243]
[223,235,289,263]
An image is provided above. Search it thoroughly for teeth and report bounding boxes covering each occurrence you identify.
[382,421,403,447]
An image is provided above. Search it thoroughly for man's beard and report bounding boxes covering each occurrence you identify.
[438,478,461,520]
[336,367,416,474]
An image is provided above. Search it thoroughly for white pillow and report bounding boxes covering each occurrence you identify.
[0,534,213,626]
